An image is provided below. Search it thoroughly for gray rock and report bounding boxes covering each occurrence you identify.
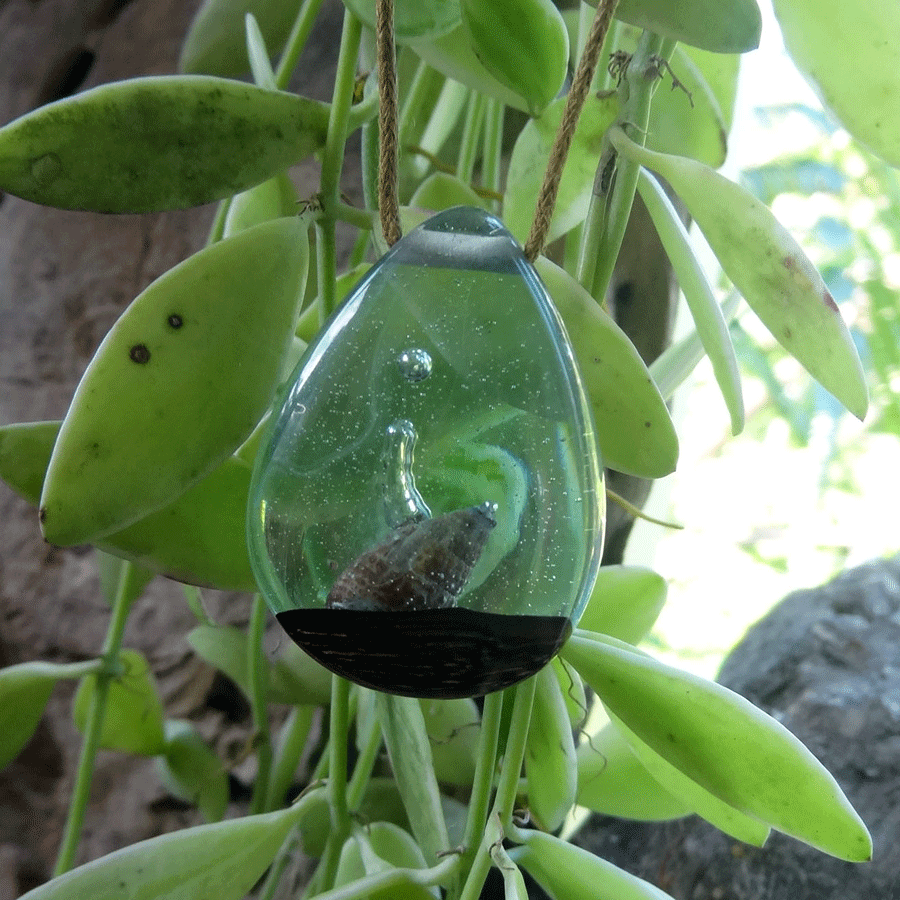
[575,557,900,899]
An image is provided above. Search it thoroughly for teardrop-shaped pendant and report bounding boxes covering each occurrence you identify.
[248,207,604,698]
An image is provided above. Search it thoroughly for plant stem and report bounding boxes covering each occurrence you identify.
[318,9,362,321]
[182,584,214,626]
[53,561,135,876]
[578,30,667,300]
[481,99,505,208]
[266,705,316,811]
[346,706,382,811]
[319,675,352,889]
[457,93,486,185]
[257,825,302,900]
[457,677,537,900]
[462,690,503,856]
[275,0,326,90]
[249,595,273,815]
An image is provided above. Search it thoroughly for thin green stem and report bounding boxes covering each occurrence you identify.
[311,855,460,900]
[320,675,352,888]
[319,9,363,320]
[182,584,214,626]
[457,678,537,900]
[54,562,136,875]
[206,198,231,245]
[346,707,382,811]
[266,705,315,812]
[578,30,667,301]
[249,595,273,815]
[257,825,302,900]
[44,659,105,680]
[275,0,326,90]
[456,93,486,184]
[462,690,503,854]
[481,99,505,209]
[335,201,374,231]
[397,58,436,144]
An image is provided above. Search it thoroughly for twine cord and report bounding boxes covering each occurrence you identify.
[524,0,620,262]
[376,0,402,246]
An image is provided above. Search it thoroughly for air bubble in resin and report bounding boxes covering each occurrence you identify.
[397,348,433,382]
[247,207,605,698]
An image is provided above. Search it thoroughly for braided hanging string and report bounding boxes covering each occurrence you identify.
[524,0,620,262]
[376,0,402,247]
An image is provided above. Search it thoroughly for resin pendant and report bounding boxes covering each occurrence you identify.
[247,207,604,698]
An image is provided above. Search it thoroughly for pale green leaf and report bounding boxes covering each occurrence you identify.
[564,631,872,860]
[73,650,165,756]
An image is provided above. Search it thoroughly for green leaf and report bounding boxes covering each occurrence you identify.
[223,171,298,237]
[564,632,873,860]
[612,0,761,53]
[270,641,333,706]
[577,722,693,821]
[504,94,618,245]
[408,24,535,114]
[333,823,438,900]
[157,719,229,822]
[578,564,667,642]
[0,77,329,212]
[774,0,900,166]
[535,258,679,478]
[602,707,771,846]
[244,13,277,90]
[0,421,258,592]
[343,0,460,41]
[525,664,576,832]
[73,650,165,756]
[0,420,60,503]
[96,552,155,608]
[187,625,251,697]
[513,830,676,900]
[611,129,868,420]
[637,169,743,434]
[180,0,301,77]
[645,45,728,168]
[0,662,60,770]
[409,172,487,213]
[649,293,742,401]
[460,0,568,115]
[376,693,449,865]
[551,657,587,729]
[419,697,481,786]
[684,46,740,133]
[98,457,256,591]
[40,218,308,546]
[19,804,305,900]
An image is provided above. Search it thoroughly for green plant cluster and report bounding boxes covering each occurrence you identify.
[0,0,893,897]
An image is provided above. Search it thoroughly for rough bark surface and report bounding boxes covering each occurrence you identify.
[0,1,344,895]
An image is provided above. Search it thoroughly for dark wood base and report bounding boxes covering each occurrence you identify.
[276,607,572,698]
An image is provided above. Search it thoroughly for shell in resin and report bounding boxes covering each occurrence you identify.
[325,502,497,612]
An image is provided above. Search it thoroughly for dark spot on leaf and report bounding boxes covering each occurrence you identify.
[129,344,150,364]
[167,313,183,329]
[784,327,793,341]
[823,290,840,313]
[593,357,601,364]
[645,421,651,428]
[783,255,797,271]
[39,507,46,523]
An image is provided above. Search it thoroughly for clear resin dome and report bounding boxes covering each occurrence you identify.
[248,207,604,697]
